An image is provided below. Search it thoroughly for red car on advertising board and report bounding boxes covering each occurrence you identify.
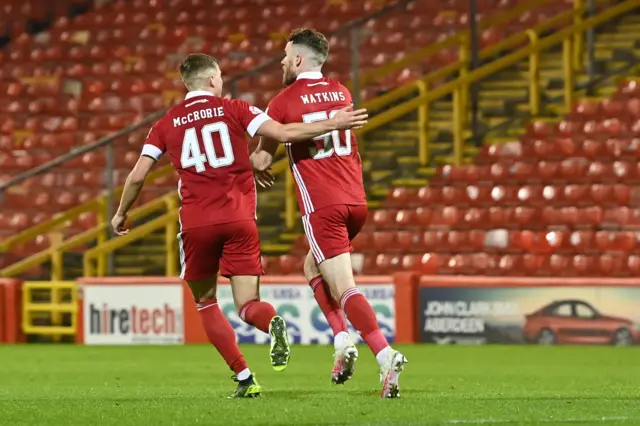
[523,300,639,345]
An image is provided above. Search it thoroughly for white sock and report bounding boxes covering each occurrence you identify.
[237,368,251,381]
[375,346,391,367]
[334,331,350,350]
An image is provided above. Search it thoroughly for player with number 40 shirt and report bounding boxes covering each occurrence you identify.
[110,53,368,398]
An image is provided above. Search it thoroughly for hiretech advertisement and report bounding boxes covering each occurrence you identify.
[83,284,184,345]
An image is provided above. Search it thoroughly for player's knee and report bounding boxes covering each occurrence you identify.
[318,253,356,300]
[186,278,217,303]
[237,298,258,318]
[197,292,216,303]
[303,251,320,282]
[229,275,260,311]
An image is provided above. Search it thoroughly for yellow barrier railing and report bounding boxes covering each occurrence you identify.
[278,0,632,227]
[2,0,628,280]
[351,0,566,92]
[22,281,77,338]
[0,193,178,280]
[361,5,585,117]
[83,210,179,277]
[365,0,637,165]
[0,165,175,256]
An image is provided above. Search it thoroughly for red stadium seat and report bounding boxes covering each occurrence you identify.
[277,255,303,275]
[395,209,417,228]
[417,187,442,205]
[396,230,419,252]
[462,207,487,228]
[537,161,559,181]
[386,187,418,207]
[351,231,371,252]
[372,209,396,228]
[372,231,396,253]
[422,231,446,251]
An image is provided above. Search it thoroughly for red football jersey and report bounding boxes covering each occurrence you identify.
[267,72,367,216]
[142,91,271,230]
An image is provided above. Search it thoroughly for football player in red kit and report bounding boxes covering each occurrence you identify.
[111,53,368,398]
[251,29,408,398]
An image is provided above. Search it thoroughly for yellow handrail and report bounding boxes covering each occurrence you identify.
[83,210,179,277]
[0,193,177,279]
[365,0,637,143]
[362,6,585,116]
[279,0,621,228]
[0,164,175,254]
[351,0,561,89]
[2,0,628,280]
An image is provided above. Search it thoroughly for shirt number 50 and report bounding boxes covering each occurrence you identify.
[302,110,352,160]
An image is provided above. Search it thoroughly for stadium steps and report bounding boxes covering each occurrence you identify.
[255,14,640,259]
[107,14,640,274]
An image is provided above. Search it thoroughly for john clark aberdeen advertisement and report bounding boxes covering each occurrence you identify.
[419,286,640,345]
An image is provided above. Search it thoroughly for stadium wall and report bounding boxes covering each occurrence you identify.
[5,275,640,345]
[75,276,417,345]
[0,279,21,343]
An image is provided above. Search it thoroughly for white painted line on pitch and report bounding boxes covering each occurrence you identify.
[444,416,631,424]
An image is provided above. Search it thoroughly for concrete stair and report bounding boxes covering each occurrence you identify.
[107,12,640,276]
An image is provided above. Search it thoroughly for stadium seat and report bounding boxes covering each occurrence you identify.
[1,0,634,280]
[343,75,640,277]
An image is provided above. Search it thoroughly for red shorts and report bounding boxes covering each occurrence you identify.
[178,220,263,281]
[302,204,368,264]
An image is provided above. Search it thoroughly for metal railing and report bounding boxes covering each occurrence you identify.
[82,0,639,279]
[0,0,416,274]
[1,0,626,279]
[22,281,77,338]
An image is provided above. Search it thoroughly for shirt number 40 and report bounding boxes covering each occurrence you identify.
[181,122,234,172]
[302,110,352,160]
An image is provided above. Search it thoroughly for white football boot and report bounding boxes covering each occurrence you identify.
[379,349,408,398]
[331,334,358,384]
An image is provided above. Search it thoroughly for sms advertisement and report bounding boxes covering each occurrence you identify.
[218,284,396,344]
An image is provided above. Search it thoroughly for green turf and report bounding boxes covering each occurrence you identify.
[0,345,639,425]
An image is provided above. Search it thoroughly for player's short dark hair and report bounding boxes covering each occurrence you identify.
[288,28,329,65]
[179,53,219,90]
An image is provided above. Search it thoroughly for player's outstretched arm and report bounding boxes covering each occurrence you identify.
[111,156,156,236]
[255,104,368,143]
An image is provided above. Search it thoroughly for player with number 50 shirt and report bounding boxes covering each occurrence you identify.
[252,28,407,398]
[267,77,367,218]
[110,53,368,399]
[267,74,368,263]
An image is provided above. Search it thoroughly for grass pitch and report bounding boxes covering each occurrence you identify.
[0,344,639,425]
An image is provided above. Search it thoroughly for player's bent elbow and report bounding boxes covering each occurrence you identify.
[276,127,293,144]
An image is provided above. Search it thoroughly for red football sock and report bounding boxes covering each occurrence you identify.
[238,299,277,334]
[340,287,389,356]
[197,299,248,375]
[309,275,348,335]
